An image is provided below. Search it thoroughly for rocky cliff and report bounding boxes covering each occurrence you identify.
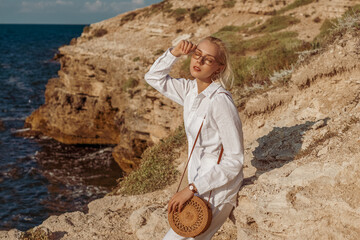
[5,0,360,239]
[21,0,356,173]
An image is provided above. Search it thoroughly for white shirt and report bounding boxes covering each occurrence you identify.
[144,48,244,207]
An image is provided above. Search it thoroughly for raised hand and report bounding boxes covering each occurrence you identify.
[170,40,197,57]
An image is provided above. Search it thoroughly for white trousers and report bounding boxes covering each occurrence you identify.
[163,203,234,240]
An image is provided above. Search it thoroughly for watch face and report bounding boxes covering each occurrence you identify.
[189,185,194,191]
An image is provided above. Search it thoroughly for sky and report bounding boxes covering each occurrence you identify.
[0,0,162,25]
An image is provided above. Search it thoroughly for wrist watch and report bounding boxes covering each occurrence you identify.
[188,183,197,193]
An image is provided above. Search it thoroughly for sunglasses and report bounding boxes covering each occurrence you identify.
[191,50,223,66]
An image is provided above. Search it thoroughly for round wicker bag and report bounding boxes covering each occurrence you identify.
[167,116,223,237]
[168,196,212,237]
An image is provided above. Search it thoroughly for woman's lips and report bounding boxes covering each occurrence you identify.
[193,66,201,72]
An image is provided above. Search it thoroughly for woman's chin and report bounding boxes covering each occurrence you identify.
[190,70,203,79]
[190,69,196,77]
[190,70,212,83]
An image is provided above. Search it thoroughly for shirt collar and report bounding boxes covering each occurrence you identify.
[194,81,222,99]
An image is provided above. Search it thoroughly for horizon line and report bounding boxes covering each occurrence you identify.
[0,23,90,25]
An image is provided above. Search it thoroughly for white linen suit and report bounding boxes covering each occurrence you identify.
[144,48,244,239]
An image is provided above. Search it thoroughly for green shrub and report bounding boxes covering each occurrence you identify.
[333,5,360,33]
[93,28,108,38]
[144,0,173,17]
[122,77,138,91]
[343,4,360,16]
[212,31,241,50]
[162,1,173,13]
[213,26,310,86]
[120,12,137,25]
[223,0,236,8]
[133,56,140,62]
[190,5,210,23]
[244,43,300,83]
[171,8,188,21]
[249,15,300,34]
[312,4,360,48]
[219,25,241,32]
[276,0,316,15]
[312,19,337,48]
[173,8,187,16]
[112,125,186,195]
[217,21,258,34]
[21,227,52,240]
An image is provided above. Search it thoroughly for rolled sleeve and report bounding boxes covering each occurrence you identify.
[193,93,244,195]
[144,48,191,106]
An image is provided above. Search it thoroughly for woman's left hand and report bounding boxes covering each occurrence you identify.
[168,187,194,214]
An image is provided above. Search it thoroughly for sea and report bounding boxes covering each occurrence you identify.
[0,24,122,231]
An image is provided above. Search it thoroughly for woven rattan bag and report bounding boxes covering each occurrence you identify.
[168,195,212,237]
[168,116,224,237]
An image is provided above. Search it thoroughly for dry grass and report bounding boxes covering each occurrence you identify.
[21,227,52,240]
[142,0,173,18]
[248,15,300,34]
[190,5,210,23]
[223,0,236,8]
[312,4,360,48]
[122,77,139,92]
[213,29,309,86]
[171,8,188,21]
[120,12,138,25]
[276,0,316,15]
[111,125,186,195]
[93,28,108,38]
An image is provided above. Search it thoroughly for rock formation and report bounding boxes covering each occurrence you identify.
[23,0,355,172]
[234,29,360,239]
[3,0,359,239]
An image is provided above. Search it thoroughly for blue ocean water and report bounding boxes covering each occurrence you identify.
[0,24,122,231]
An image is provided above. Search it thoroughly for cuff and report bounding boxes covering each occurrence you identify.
[192,177,211,196]
[161,47,179,65]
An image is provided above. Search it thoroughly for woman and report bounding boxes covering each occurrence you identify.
[144,36,244,239]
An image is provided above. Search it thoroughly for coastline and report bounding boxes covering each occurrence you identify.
[3,0,360,239]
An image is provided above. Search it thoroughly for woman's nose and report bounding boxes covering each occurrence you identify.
[197,56,205,65]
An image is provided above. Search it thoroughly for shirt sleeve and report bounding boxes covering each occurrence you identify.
[193,93,244,195]
[144,48,192,106]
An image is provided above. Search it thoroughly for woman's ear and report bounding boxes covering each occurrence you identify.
[218,65,225,74]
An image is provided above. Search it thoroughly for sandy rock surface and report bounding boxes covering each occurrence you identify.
[3,0,360,239]
[3,25,359,240]
[21,0,354,172]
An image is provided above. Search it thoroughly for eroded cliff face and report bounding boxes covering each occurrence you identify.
[3,0,360,239]
[23,0,356,172]
[234,30,360,239]
[4,17,359,240]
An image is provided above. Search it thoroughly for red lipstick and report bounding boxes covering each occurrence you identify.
[193,66,201,72]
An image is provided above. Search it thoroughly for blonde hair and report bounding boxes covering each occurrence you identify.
[200,36,234,90]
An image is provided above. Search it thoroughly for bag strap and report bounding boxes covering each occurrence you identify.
[175,115,224,206]
[176,115,206,193]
